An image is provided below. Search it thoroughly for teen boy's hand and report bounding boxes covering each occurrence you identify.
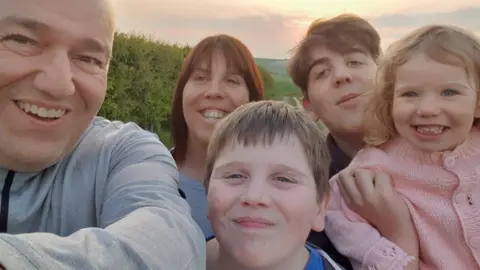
[337,168,419,264]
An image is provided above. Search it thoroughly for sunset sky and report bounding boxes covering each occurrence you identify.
[112,0,480,59]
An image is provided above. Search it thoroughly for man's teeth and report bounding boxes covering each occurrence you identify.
[17,102,66,119]
[416,125,445,134]
[202,110,226,120]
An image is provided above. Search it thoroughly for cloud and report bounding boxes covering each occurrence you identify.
[371,7,479,28]
[160,14,303,56]
[112,2,480,59]
[114,3,304,58]
[368,7,480,49]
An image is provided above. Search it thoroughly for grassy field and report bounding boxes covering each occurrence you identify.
[255,58,301,100]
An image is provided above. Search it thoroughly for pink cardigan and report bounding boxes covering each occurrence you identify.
[325,130,480,270]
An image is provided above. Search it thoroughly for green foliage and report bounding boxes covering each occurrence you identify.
[255,58,301,100]
[266,79,301,100]
[100,32,190,147]
[255,58,290,80]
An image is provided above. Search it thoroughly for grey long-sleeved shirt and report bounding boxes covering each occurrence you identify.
[0,117,205,269]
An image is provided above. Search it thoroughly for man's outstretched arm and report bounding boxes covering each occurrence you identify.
[0,126,206,270]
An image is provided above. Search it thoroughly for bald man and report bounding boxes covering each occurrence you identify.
[0,0,205,269]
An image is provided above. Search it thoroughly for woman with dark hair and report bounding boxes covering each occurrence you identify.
[170,34,264,237]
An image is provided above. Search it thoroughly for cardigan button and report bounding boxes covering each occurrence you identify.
[444,156,456,167]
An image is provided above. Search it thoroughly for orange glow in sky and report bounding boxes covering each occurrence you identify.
[111,0,480,58]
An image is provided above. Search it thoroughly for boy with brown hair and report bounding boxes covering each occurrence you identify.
[288,14,383,269]
[204,100,343,269]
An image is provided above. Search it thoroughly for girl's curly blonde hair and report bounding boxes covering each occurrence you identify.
[364,24,480,146]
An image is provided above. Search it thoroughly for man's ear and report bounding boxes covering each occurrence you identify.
[302,96,319,122]
[312,192,330,232]
[302,95,311,110]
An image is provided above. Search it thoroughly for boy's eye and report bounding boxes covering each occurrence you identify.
[315,69,330,79]
[224,173,245,185]
[226,173,244,179]
[274,176,295,184]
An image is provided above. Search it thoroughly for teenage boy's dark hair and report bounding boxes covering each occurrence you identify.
[288,14,382,96]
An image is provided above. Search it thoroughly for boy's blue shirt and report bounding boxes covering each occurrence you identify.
[305,244,325,270]
[206,236,328,270]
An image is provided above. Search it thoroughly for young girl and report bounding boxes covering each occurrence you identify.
[325,24,480,270]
